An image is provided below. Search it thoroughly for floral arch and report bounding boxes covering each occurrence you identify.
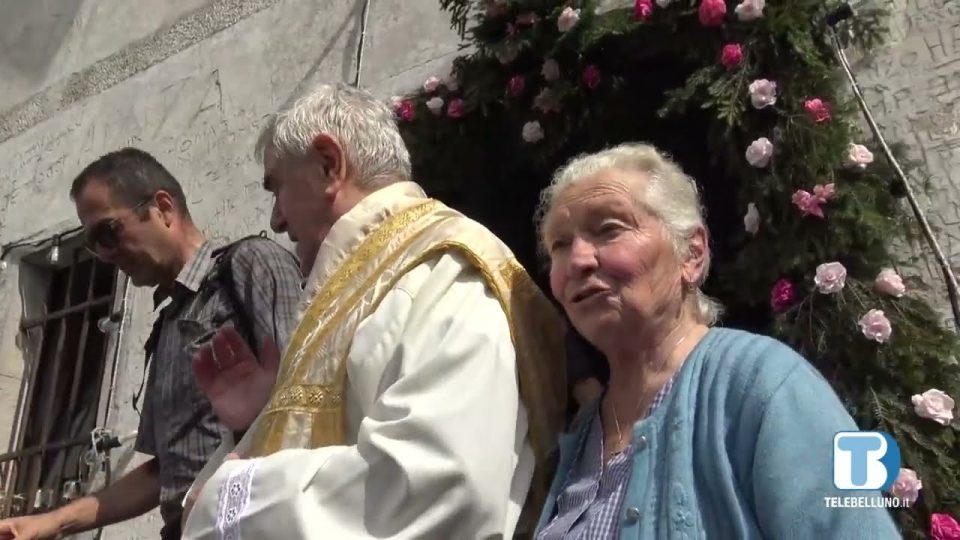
[391,1,960,536]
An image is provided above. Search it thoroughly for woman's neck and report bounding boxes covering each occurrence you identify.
[602,313,708,416]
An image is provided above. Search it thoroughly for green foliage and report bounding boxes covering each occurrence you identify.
[395,1,960,536]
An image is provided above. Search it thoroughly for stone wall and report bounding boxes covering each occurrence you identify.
[0,1,459,537]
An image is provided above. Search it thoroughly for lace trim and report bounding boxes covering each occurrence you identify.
[215,460,259,540]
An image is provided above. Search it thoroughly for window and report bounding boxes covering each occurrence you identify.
[0,242,124,517]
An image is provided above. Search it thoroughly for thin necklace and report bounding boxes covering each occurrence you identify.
[607,332,689,455]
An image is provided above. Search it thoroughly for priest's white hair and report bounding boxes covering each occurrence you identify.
[535,142,723,325]
[256,83,411,189]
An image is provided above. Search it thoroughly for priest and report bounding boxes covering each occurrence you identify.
[181,82,567,539]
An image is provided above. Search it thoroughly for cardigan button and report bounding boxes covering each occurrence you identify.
[634,435,648,451]
[624,506,642,524]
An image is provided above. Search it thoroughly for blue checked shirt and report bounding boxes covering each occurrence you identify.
[538,375,677,540]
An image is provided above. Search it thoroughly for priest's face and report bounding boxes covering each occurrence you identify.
[263,150,336,276]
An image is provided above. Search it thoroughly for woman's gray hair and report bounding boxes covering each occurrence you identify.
[255,83,412,189]
[535,142,723,325]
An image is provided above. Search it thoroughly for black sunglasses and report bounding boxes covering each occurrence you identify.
[84,197,153,255]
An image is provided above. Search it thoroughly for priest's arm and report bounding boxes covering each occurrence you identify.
[183,253,531,539]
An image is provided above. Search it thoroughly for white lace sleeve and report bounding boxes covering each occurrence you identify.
[214,459,259,540]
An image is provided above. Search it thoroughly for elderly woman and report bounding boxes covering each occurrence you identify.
[534,143,900,538]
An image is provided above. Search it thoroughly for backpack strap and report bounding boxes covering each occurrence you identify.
[207,233,266,347]
[206,231,297,350]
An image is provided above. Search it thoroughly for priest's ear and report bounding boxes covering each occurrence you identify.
[309,133,348,188]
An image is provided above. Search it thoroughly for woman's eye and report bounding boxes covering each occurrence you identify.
[550,238,571,252]
[597,222,622,235]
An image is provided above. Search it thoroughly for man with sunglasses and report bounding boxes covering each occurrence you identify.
[0,148,302,540]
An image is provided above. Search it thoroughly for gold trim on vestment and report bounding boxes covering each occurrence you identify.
[248,200,441,455]
[246,197,567,525]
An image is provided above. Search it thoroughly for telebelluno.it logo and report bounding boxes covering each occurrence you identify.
[828,431,910,509]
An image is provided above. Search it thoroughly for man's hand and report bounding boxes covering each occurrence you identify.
[0,513,62,540]
[193,327,280,432]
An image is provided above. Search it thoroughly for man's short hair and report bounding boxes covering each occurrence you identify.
[70,147,190,218]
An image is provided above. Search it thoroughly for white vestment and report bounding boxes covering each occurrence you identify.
[182,182,565,539]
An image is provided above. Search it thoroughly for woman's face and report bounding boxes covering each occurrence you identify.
[543,168,688,348]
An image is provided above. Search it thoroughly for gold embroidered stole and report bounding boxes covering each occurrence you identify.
[246,196,567,520]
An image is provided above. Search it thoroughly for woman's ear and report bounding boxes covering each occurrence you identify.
[682,226,708,286]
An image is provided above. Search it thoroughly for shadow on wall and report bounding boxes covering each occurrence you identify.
[0,0,85,86]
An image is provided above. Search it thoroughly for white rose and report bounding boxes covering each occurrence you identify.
[496,42,520,64]
[743,203,760,235]
[814,261,847,294]
[874,268,906,298]
[444,75,460,92]
[911,389,955,426]
[890,468,922,503]
[859,309,892,343]
[745,137,774,168]
[846,143,874,170]
[557,7,581,32]
[748,79,777,109]
[735,0,765,21]
[426,97,444,115]
[423,76,441,93]
[522,121,545,143]
[542,59,561,82]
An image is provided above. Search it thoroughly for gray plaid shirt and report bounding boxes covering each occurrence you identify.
[133,239,301,538]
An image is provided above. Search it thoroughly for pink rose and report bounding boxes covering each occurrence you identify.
[699,0,727,26]
[582,65,602,90]
[516,12,538,26]
[770,278,796,312]
[634,0,654,20]
[423,76,442,93]
[859,309,892,343]
[508,75,526,97]
[814,262,847,294]
[792,190,824,218]
[804,98,831,123]
[558,7,581,32]
[721,43,744,69]
[745,137,773,167]
[890,468,922,504]
[447,98,466,119]
[395,100,415,122]
[911,389,955,426]
[748,79,777,109]
[875,268,906,297]
[932,513,960,540]
[734,0,764,21]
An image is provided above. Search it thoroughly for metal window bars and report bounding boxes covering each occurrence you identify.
[0,246,120,518]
